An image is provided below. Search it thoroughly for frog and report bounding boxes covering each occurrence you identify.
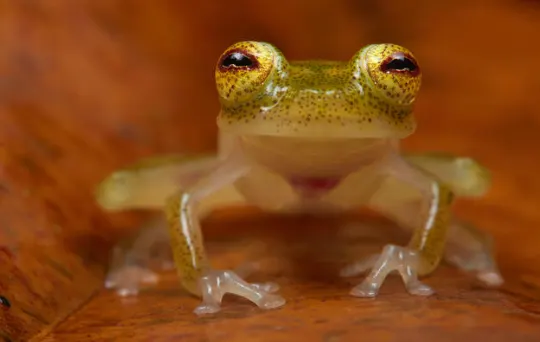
[95,41,503,315]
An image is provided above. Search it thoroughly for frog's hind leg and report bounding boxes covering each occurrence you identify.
[445,218,503,286]
[96,154,218,295]
[403,152,491,198]
[105,215,173,296]
[96,154,218,211]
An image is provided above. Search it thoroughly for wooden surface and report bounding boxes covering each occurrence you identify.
[1,0,540,341]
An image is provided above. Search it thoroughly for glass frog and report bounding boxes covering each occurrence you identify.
[96,41,503,315]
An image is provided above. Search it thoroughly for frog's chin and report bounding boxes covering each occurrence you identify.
[216,114,416,140]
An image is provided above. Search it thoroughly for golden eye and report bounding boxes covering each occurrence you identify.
[356,44,422,105]
[215,41,277,104]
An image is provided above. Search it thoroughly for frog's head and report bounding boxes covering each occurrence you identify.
[215,41,421,139]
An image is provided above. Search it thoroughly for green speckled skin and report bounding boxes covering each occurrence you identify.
[165,192,208,296]
[96,41,502,315]
[408,182,454,274]
[216,41,419,138]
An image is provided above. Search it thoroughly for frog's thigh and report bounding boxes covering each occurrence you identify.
[96,155,218,211]
[403,153,491,197]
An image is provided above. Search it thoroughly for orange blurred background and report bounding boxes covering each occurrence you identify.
[0,1,539,340]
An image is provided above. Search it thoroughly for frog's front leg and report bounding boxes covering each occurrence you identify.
[96,154,219,296]
[400,153,502,286]
[341,158,454,297]
[166,155,285,315]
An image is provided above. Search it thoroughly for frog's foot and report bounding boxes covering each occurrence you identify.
[340,244,434,298]
[444,220,504,287]
[105,265,158,296]
[194,270,285,315]
[104,243,169,296]
[445,244,504,287]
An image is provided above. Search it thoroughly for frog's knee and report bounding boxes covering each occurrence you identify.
[95,171,137,211]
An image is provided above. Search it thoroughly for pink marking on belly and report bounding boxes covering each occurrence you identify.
[288,176,341,197]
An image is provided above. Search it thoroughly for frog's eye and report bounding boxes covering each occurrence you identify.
[215,41,278,104]
[380,53,420,76]
[219,51,258,70]
[354,44,422,105]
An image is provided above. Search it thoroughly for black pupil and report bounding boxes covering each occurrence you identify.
[385,57,417,72]
[222,52,253,68]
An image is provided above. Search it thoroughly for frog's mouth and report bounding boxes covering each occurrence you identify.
[216,109,416,139]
